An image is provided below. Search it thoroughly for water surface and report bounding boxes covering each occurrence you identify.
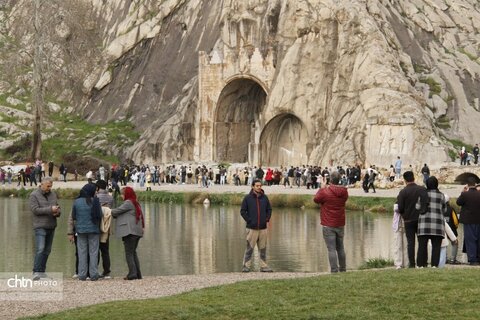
[0,198,397,277]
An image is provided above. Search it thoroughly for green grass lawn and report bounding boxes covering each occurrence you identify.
[24,268,480,320]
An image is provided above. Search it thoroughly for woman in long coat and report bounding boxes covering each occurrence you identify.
[417,176,446,268]
[112,186,145,280]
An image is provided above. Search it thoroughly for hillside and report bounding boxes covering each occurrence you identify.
[0,0,479,168]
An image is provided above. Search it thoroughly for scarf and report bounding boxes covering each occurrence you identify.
[72,183,102,224]
[123,186,145,228]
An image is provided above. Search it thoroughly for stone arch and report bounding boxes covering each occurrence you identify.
[454,172,480,184]
[260,113,309,166]
[214,77,267,163]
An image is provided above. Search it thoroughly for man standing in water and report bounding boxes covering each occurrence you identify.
[240,179,273,272]
[314,172,349,273]
[29,177,61,280]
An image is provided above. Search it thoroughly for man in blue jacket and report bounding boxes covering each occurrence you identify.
[240,179,273,272]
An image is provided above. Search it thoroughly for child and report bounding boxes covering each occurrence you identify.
[443,194,460,264]
[439,220,458,268]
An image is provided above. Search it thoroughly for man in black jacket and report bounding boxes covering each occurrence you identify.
[456,177,480,265]
[473,144,479,164]
[421,164,430,186]
[240,179,273,272]
[396,171,428,268]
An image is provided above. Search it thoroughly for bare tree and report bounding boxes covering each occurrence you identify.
[12,0,102,160]
[31,0,45,160]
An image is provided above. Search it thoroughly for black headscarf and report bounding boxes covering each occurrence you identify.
[73,183,102,224]
[425,176,439,191]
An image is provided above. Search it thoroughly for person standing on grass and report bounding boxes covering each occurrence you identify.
[240,179,273,273]
[417,176,446,268]
[396,171,428,268]
[443,194,460,264]
[456,177,480,265]
[314,172,348,273]
[392,203,405,269]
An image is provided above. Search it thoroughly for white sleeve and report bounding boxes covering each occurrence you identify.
[444,221,457,242]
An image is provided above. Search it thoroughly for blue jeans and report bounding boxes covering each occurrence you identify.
[464,224,480,263]
[322,226,346,273]
[33,228,55,273]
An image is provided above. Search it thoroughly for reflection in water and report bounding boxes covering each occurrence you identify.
[0,198,398,276]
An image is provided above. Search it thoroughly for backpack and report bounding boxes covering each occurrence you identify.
[450,207,459,229]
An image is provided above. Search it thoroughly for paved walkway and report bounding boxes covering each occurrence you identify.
[2,179,467,198]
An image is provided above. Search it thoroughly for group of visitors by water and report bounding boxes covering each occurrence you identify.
[17,157,480,280]
[30,178,144,281]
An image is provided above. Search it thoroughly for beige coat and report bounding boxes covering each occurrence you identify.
[100,207,112,243]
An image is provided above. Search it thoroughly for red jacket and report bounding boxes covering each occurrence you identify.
[313,185,349,227]
[265,169,273,181]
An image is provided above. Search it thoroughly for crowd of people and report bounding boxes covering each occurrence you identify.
[0,160,63,186]
[25,153,480,282]
[78,162,396,193]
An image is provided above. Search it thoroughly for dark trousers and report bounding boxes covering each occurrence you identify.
[122,235,142,279]
[74,235,79,274]
[99,238,111,275]
[404,220,418,267]
[464,224,480,263]
[367,182,375,193]
[417,235,443,267]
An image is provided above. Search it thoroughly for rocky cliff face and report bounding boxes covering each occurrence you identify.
[3,0,480,168]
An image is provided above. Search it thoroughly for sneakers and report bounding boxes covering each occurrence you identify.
[260,267,274,273]
[72,274,79,279]
[242,266,250,273]
[33,272,47,280]
[99,273,111,280]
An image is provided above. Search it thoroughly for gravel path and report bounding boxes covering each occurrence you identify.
[0,272,325,320]
[0,178,467,319]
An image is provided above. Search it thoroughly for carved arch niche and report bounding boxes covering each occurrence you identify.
[214,78,267,163]
[260,114,309,166]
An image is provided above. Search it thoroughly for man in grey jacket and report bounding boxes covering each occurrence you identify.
[29,177,61,280]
